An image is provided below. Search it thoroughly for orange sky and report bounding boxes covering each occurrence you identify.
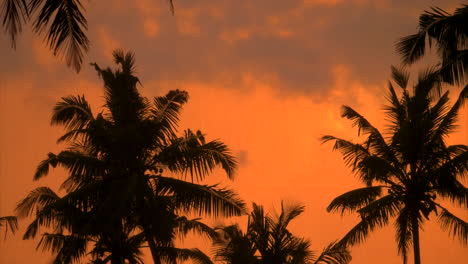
[0,0,467,263]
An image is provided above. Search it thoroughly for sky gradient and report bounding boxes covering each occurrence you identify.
[0,0,467,263]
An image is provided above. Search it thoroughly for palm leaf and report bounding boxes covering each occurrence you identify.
[30,0,89,72]
[175,216,217,240]
[0,216,18,238]
[391,66,410,89]
[152,175,246,217]
[1,0,28,47]
[395,207,412,264]
[327,186,384,215]
[16,186,60,218]
[157,129,237,181]
[437,206,468,245]
[52,95,94,131]
[154,247,214,264]
[37,233,88,264]
[313,241,351,264]
[34,150,105,183]
[338,195,399,247]
[152,89,189,137]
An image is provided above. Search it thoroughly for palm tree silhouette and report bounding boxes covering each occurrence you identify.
[16,50,245,263]
[1,0,175,72]
[321,66,468,264]
[213,202,351,264]
[397,4,468,86]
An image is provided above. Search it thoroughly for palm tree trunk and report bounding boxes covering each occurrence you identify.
[412,217,421,264]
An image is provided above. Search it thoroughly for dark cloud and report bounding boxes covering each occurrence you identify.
[1,0,456,97]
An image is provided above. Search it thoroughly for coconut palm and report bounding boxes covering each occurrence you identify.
[397,4,468,86]
[1,0,175,72]
[213,202,351,264]
[16,50,245,264]
[321,66,468,264]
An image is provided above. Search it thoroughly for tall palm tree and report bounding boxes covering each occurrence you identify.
[213,202,351,264]
[1,0,175,72]
[397,4,468,86]
[16,50,245,264]
[321,66,468,264]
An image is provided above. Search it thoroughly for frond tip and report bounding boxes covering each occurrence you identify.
[0,216,18,238]
[438,208,468,245]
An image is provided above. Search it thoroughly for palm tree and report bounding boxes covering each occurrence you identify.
[16,50,245,264]
[213,202,351,264]
[1,0,175,72]
[397,4,468,86]
[321,66,468,264]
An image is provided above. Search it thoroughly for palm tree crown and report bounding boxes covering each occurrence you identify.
[397,4,468,86]
[322,66,468,264]
[213,202,351,264]
[16,50,245,264]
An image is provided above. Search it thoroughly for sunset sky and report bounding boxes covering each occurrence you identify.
[0,0,467,263]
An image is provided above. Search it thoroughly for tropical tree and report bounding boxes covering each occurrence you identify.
[16,49,245,264]
[321,66,468,264]
[1,0,175,72]
[397,4,468,86]
[213,202,351,264]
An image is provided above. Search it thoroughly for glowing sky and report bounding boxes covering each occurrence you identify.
[0,0,467,263]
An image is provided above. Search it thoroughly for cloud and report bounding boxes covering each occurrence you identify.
[143,18,160,37]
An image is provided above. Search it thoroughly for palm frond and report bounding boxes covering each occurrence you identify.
[151,89,189,138]
[442,50,468,85]
[1,0,28,47]
[212,224,257,264]
[320,135,370,169]
[34,150,105,184]
[431,86,468,143]
[277,201,305,229]
[397,5,468,84]
[287,238,314,264]
[155,247,214,264]
[437,206,468,245]
[157,129,237,181]
[313,241,351,264]
[357,195,401,222]
[16,186,60,218]
[113,49,136,75]
[397,33,427,65]
[175,216,217,240]
[37,233,88,264]
[152,175,246,217]
[30,0,89,72]
[0,216,18,238]
[327,186,384,215]
[391,66,410,89]
[338,195,399,247]
[395,208,412,264]
[52,95,94,131]
[339,106,399,166]
[321,136,399,185]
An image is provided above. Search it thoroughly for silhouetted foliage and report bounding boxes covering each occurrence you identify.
[0,216,18,239]
[397,4,468,86]
[322,66,468,264]
[213,202,351,264]
[1,0,175,72]
[16,50,245,264]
